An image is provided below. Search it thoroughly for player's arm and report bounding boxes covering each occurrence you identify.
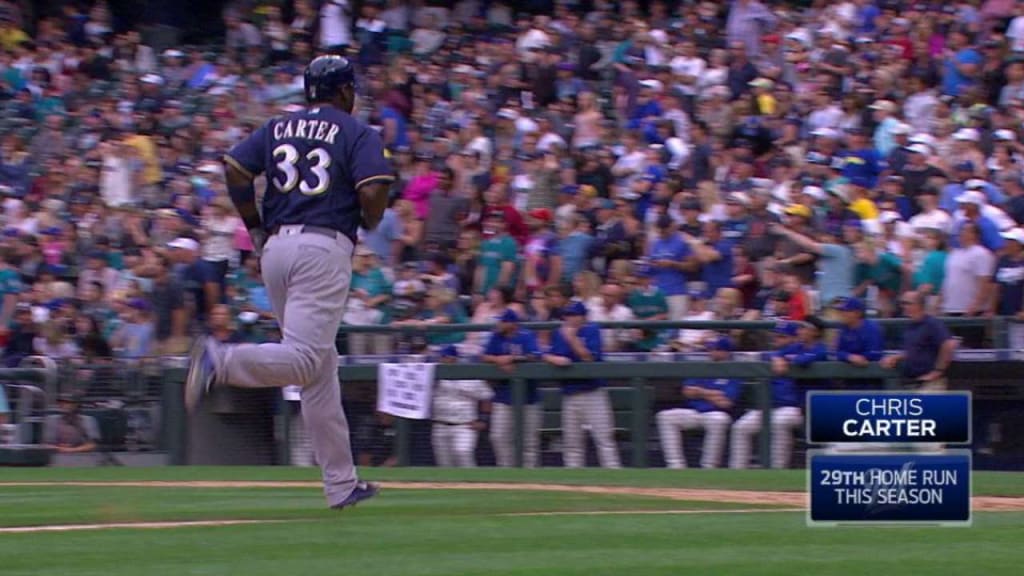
[353,127,396,231]
[223,124,269,248]
[359,181,390,230]
[224,163,263,232]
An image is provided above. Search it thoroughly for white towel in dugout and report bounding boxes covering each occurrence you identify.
[377,363,435,420]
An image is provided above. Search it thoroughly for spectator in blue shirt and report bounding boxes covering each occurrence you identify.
[0,380,9,426]
[730,321,805,469]
[359,204,402,270]
[949,191,1006,252]
[942,28,982,97]
[939,163,973,213]
[686,220,734,296]
[989,229,1024,350]
[657,336,741,469]
[544,301,621,469]
[647,214,697,320]
[841,129,885,190]
[482,309,542,468]
[558,215,595,283]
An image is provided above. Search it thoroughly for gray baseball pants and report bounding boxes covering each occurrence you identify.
[213,225,357,507]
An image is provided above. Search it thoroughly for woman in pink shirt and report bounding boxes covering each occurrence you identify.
[41,227,68,267]
[234,219,254,262]
[402,155,439,220]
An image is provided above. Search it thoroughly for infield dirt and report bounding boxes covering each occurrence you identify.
[4,480,1023,511]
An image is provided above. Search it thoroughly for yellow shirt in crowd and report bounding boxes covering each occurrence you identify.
[849,198,879,220]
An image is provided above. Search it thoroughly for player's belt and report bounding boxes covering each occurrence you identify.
[432,420,473,426]
[270,224,346,241]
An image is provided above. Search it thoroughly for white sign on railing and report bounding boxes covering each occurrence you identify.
[376,363,435,420]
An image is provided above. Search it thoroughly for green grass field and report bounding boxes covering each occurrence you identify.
[1,467,1021,576]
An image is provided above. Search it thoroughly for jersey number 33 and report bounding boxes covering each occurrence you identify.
[272,143,332,196]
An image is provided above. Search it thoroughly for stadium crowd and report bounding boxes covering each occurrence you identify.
[1,0,1024,377]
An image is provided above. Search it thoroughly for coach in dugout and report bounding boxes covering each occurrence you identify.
[834,296,885,389]
[881,291,959,392]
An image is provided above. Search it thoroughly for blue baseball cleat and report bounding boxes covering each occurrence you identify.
[184,336,217,414]
[331,482,381,510]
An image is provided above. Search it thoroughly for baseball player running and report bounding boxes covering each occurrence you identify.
[656,336,740,469]
[184,55,393,510]
[432,345,494,467]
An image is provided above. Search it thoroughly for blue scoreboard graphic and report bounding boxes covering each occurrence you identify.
[806,392,971,444]
[806,392,973,526]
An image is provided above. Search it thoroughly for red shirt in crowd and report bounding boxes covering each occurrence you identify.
[481,203,528,246]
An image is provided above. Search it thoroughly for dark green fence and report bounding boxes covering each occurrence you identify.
[9,317,1023,469]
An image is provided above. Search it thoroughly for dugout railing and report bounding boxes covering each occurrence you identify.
[6,318,1024,468]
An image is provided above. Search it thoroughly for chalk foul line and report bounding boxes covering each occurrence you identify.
[502,508,805,517]
[0,519,289,534]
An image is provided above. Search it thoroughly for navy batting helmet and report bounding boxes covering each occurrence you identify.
[304,55,355,104]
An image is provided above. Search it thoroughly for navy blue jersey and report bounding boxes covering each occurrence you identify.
[225,105,393,242]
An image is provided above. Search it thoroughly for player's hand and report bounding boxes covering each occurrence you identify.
[548,355,572,367]
[683,386,701,398]
[848,354,869,367]
[471,420,487,431]
[771,356,788,375]
[918,370,944,383]
[498,356,516,373]
[250,228,267,257]
[880,355,900,370]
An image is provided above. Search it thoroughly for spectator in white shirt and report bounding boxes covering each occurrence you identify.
[200,197,239,285]
[99,137,138,208]
[941,222,995,318]
[670,38,706,100]
[318,0,353,53]
[411,14,446,56]
[908,187,952,235]
[587,282,637,352]
[1006,1,1024,52]
[672,290,716,351]
[806,90,843,134]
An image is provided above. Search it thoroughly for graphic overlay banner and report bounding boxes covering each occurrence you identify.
[807,451,972,526]
[377,363,435,420]
[806,392,971,444]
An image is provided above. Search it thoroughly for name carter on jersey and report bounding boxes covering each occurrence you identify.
[273,119,341,145]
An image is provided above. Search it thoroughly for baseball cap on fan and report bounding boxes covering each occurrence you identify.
[167,237,199,251]
[955,190,986,206]
[1001,228,1024,244]
[563,301,588,317]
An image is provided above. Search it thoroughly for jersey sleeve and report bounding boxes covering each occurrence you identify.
[523,331,541,358]
[583,325,604,361]
[352,126,395,189]
[724,380,743,403]
[224,122,271,179]
[483,333,502,356]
